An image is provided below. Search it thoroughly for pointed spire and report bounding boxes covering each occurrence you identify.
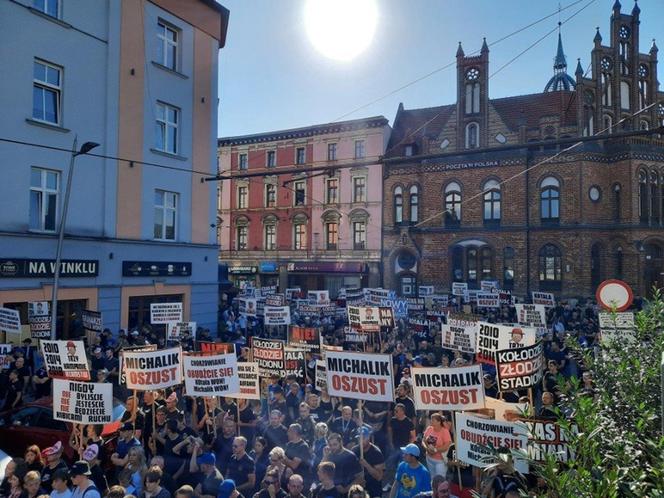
[632,0,640,16]
[481,37,489,54]
[575,58,584,76]
[456,41,464,57]
[651,39,658,54]
[554,26,567,70]
[594,27,602,44]
[613,0,621,13]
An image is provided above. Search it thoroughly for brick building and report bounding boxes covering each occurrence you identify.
[382,1,664,299]
[218,117,390,294]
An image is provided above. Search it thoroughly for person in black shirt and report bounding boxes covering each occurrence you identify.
[3,370,22,411]
[483,374,498,398]
[285,474,307,498]
[40,441,68,493]
[214,418,237,475]
[321,434,362,495]
[11,357,30,395]
[262,410,288,451]
[284,383,302,424]
[387,404,415,474]
[393,385,416,424]
[270,387,289,425]
[238,399,258,445]
[188,448,222,498]
[253,469,287,498]
[284,425,312,489]
[328,407,357,447]
[310,462,340,498]
[295,403,316,445]
[90,347,105,377]
[227,437,256,496]
[352,428,384,498]
[32,365,50,399]
[143,466,172,498]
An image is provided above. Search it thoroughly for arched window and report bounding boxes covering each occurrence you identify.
[612,183,621,222]
[394,186,403,224]
[540,177,560,222]
[503,247,515,288]
[639,79,648,109]
[539,244,562,284]
[323,211,340,250]
[603,114,613,134]
[640,120,649,131]
[482,179,501,223]
[444,182,462,226]
[465,122,479,149]
[591,243,602,288]
[620,81,630,110]
[583,91,594,136]
[465,83,480,114]
[409,185,419,223]
[601,72,612,106]
[651,171,660,223]
[639,170,649,222]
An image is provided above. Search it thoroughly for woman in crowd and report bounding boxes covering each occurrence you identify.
[23,447,42,474]
[422,414,452,478]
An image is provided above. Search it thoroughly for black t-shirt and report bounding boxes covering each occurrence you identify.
[227,453,255,487]
[326,448,359,487]
[163,434,185,474]
[389,417,414,448]
[40,460,68,493]
[214,434,235,474]
[3,379,22,410]
[352,444,384,498]
[310,484,340,498]
[329,418,358,446]
[393,397,416,419]
[263,424,288,450]
[200,469,224,497]
[239,404,257,443]
[285,439,311,481]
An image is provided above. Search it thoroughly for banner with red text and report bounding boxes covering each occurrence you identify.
[122,347,182,390]
[183,352,238,397]
[325,351,393,402]
[252,338,285,377]
[53,379,113,424]
[40,340,90,380]
[234,362,260,400]
[288,326,321,353]
[412,365,485,411]
[496,341,544,391]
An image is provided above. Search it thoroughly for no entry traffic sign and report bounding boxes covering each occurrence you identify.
[596,279,633,312]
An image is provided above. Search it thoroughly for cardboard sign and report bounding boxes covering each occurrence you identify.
[498,291,513,306]
[183,353,238,397]
[522,419,578,463]
[347,306,380,332]
[29,316,51,339]
[418,286,434,296]
[442,318,478,354]
[406,297,425,312]
[40,340,90,380]
[257,286,277,298]
[150,302,183,324]
[308,290,330,305]
[476,322,537,365]
[284,347,305,381]
[167,321,197,341]
[531,292,555,307]
[484,397,528,422]
[345,328,369,343]
[426,295,449,310]
[122,347,182,390]
[379,307,395,328]
[265,294,285,307]
[0,344,14,369]
[0,307,21,333]
[264,306,291,325]
[412,365,485,411]
[325,351,394,402]
[285,288,302,301]
[598,312,636,344]
[288,326,321,353]
[28,301,49,319]
[496,342,544,391]
[477,293,500,308]
[238,298,257,317]
[53,379,113,424]
[252,338,285,377]
[515,304,547,327]
[119,344,158,385]
[234,362,260,400]
[480,280,499,293]
[80,309,102,332]
[452,282,468,296]
[455,412,529,474]
[315,359,327,390]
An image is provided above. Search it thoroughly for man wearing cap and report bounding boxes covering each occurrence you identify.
[388,444,430,498]
[190,443,223,498]
[41,441,68,493]
[217,479,242,498]
[111,423,141,470]
[69,461,101,498]
[352,427,385,498]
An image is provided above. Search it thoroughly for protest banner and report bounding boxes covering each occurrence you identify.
[348,306,381,332]
[515,304,547,327]
[378,307,395,328]
[265,294,285,307]
[308,290,330,305]
[264,306,291,325]
[183,352,238,397]
[345,327,369,343]
[498,290,513,306]
[481,280,500,293]
[297,304,322,318]
[167,321,197,341]
[477,292,500,308]
[531,291,555,307]
[234,362,260,400]
[455,412,529,474]
[284,348,305,381]
[238,298,257,317]
[452,282,468,296]
[496,341,544,391]
[406,297,425,313]
[81,310,102,332]
[122,347,182,390]
[40,340,90,380]
[412,365,485,411]
[315,359,327,390]
[285,288,302,301]
[150,302,183,324]
[426,295,449,310]
[28,301,49,319]
[28,315,51,339]
[442,318,478,354]
[484,397,528,422]
[418,286,434,296]
[252,338,285,377]
[119,344,158,384]
[0,307,21,333]
[53,379,113,424]
[197,342,234,354]
[257,285,277,297]
[522,419,578,463]
[598,311,636,344]
[476,322,537,365]
[345,288,365,305]
[288,326,321,353]
[325,351,393,402]
[0,344,14,369]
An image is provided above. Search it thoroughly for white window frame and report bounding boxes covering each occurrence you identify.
[265,184,277,208]
[294,221,307,250]
[325,221,338,250]
[326,178,339,204]
[157,20,179,71]
[266,150,276,168]
[264,223,276,250]
[327,143,337,161]
[354,140,366,159]
[295,147,306,165]
[237,186,248,209]
[353,176,366,203]
[155,102,179,154]
[352,220,366,250]
[154,189,178,241]
[238,153,248,170]
[33,0,59,18]
[33,59,62,125]
[294,180,306,206]
[236,225,248,250]
[29,167,59,232]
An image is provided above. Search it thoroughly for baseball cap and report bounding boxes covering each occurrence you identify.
[217,479,236,498]
[69,460,92,477]
[400,443,420,457]
[272,385,283,394]
[197,452,216,466]
[357,426,372,439]
[82,444,99,462]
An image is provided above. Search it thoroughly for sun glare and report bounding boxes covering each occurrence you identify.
[304,0,378,61]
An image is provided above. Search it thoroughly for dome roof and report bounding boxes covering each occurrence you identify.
[544,72,576,92]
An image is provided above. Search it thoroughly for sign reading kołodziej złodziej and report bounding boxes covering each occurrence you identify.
[28,301,50,339]
[476,322,536,365]
[325,351,394,402]
[53,379,113,424]
[234,362,260,400]
[122,347,182,390]
[412,365,485,411]
[40,340,90,380]
[288,325,321,353]
[251,338,285,377]
[183,352,239,397]
[495,341,544,391]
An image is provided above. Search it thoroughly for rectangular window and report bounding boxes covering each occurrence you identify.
[33,0,59,17]
[353,176,366,203]
[294,223,307,250]
[264,225,276,250]
[29,167,59,232]
[354,140,365,159]
[154,189,178,241]
[155,102,179,154]
[236,226,248,250]
[265,184,276,207]
[296,147,306,165]
[156,21,179,71]
[266,150,276,168]
[404,145,414,157]
[327,143,337,161]
[294,181,306,206]
[353,221,366,250]
[326,178,339,204]
[33,59,62,125]
[238,153,248,170]
[237,186,248,209]
[325,222,338,250]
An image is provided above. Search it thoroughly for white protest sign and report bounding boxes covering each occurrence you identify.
[81,310,102,332]
[239,298,258,317]
[476,322,536,365]
[452,282,468,296]
[315,359,327,390]
[484,397,529,422]
[234,362,260,400]
[412,365,485,411]
[308,290,330,305]
[0,344,14,369]
[347,306,380,332]
[455,412,529,474]
[183,353,238,397]
[598,311,636,345]
[122,347,182,390]
[477,293,500,308]
[515,304,547,327]
[53,379,113,424]
[150,302,183,324]
[40,340,90,380]
[442,318,478,354]
[167,321,197,341]
[418,286,435,296]
[264,306,291,325]
[480,280,499,292]
[495,342,544,391]
[531,291,555,307]
[325,351,393,402]
[0,307,21,333]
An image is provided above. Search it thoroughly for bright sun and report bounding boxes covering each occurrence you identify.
[304,0,378,61]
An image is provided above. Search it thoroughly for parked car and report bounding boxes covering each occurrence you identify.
[0,397,125,460]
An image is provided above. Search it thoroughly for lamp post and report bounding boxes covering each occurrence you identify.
[50,138,100,340]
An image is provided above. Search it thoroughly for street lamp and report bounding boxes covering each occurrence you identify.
[50,138,100,339]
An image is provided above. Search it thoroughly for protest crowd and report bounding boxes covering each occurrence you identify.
[0,283,635,498]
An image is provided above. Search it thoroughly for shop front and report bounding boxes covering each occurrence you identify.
[286,261,368,297]
[259,261,280,287]
[228,265,259,289]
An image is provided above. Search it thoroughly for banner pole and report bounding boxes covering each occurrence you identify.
[131,389,138,422]
[358,400,364,460]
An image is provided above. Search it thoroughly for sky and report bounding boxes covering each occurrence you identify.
[216,0,664,138]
